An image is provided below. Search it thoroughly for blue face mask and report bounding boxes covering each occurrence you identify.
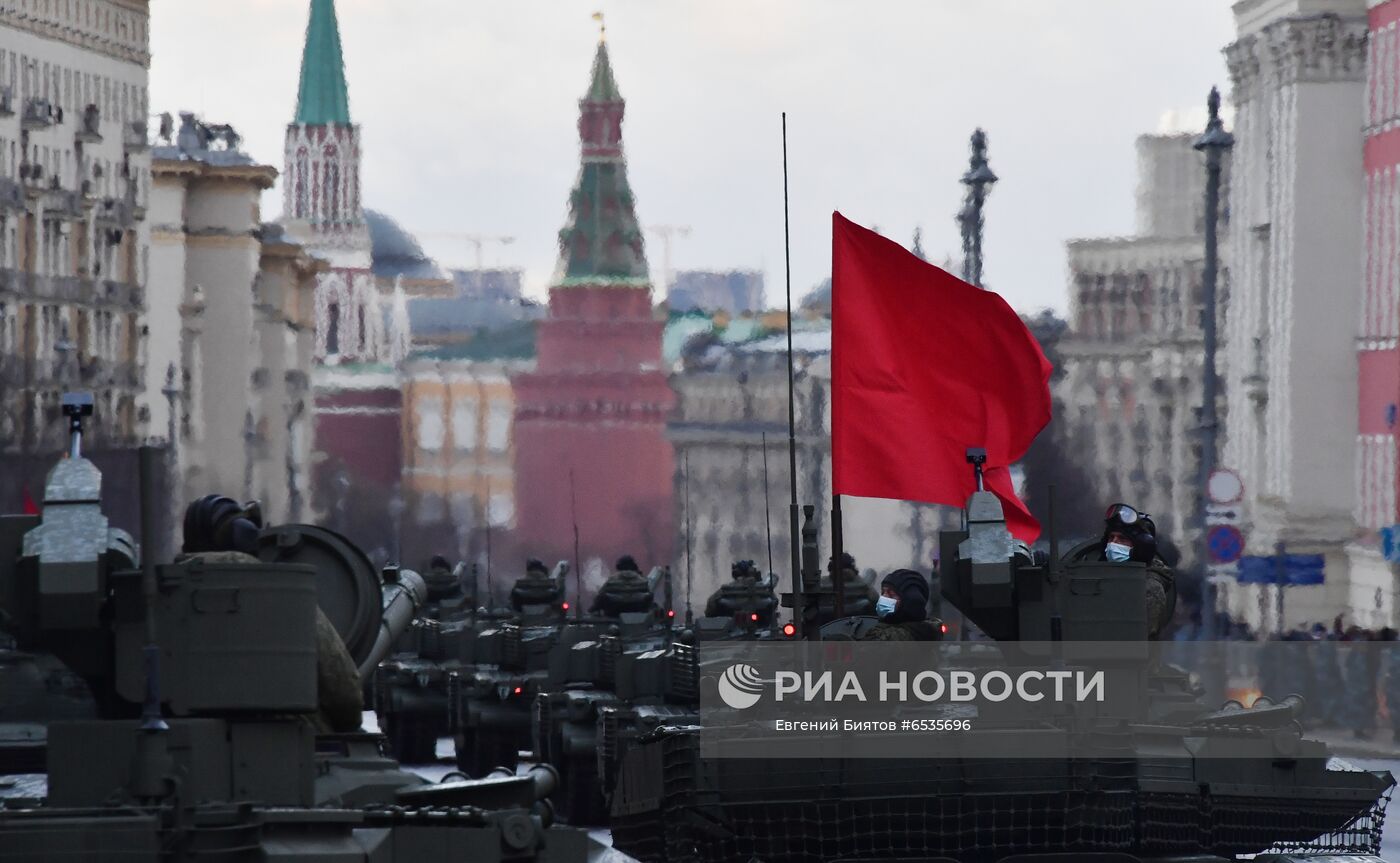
[876,595,898,618]
[1105,542,1132,562]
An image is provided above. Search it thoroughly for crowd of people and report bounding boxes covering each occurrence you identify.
[1162,612,1400,743]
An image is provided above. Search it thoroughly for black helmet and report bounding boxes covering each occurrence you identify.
[615,555,641,574]
[182,494,262,555]
[1104,503,1149,530]
[429,554,451,571]
[731,560,760,580]
[826,552,856,574]
[525,558,549,576]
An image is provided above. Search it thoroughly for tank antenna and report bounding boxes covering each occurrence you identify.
[570,467,582,620]
[762,432,778,635]
[484,476,493,610]
[1047,485,1064,660]
[131,442,171,804]
[782,112,804,639]
[684,451,694,625]
[137,444,167,733]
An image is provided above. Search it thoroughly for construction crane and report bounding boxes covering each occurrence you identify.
[416,232,516,271]
[646,224,691,292]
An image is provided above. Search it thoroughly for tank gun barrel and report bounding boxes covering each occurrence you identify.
[394,763,560,810]
[356,568,427,680]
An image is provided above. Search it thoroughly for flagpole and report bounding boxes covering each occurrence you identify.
[782,112,805,638]
[831,226,845,618]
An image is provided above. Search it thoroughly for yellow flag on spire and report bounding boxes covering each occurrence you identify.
[592,11,606,42]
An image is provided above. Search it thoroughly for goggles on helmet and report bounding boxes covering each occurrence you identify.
[1105,503,1146,526]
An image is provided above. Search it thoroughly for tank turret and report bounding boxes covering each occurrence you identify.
[607,454,1394,863]
[0,395,618,862]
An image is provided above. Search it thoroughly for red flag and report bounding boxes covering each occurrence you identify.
[21,483,39,516]
[831,212,1052,542]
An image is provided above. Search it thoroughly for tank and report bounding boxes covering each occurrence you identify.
[532,606,675,824]
[447,565,580,776]
[536,567,788,826]
[0,395,625,863]
[371,558,483,763]
[608,483,1396,863]
[0,643,95,773]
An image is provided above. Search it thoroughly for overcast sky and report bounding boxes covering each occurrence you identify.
[149,0,1236,314]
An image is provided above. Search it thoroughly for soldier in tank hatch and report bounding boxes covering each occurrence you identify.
[1070,503,1175,639]
[422,554,461,600]
[826,552,878,616]
[705,560,777,625]
[861,569,940,641]
[590,555,659,617]
[509,558,564,611]
[177,495,362,734]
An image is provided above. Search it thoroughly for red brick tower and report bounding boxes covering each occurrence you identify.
[512,36,676,572]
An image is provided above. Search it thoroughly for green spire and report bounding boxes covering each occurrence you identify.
[586,41,622,103]
[295,0,351,126]
[555,37,648,286]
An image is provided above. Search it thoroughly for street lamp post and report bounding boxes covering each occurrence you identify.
[161,364,180,562]
[242,410,257,502]
[958,129,998,288]
[1194,88,1233,657]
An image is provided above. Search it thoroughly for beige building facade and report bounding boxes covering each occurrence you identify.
[1223,0,1372,626]
[150,114,323,529]
[0,0,151,455]
[401,356,528,572]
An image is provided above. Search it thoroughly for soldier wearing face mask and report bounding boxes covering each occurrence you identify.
[860,569,940,641]
[1075,503,1176,638]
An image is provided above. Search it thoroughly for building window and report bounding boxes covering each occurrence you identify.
[488,493,514,528]
[416,398,444,451]
[486,401,510,452]
[326,301,340,355]
[453,401,478,451]
[416,494,445,526]
[295,149,309,218]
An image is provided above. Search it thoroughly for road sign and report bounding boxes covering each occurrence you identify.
[1207,469,1244,505]
[1382,526,1400,564]
[1236,554,1325,586]
[1206,524,1244,564]
[1205,504,1240,526]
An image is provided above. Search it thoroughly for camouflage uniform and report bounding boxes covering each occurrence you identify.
[591,566,656,617]
[1143,559,1175,641]
[422,557,462,603]
[862,620,940,641]
[510,563,563,611]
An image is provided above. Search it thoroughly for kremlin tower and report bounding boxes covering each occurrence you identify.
[512,34,677,574]
[281,0,383,363]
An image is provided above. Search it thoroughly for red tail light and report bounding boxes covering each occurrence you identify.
[562,602,570,611]
[750,613,759,622]
[940,624,948,634]
[513,686,523,695]
[782,623,796,637]
[667,609,675,618]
